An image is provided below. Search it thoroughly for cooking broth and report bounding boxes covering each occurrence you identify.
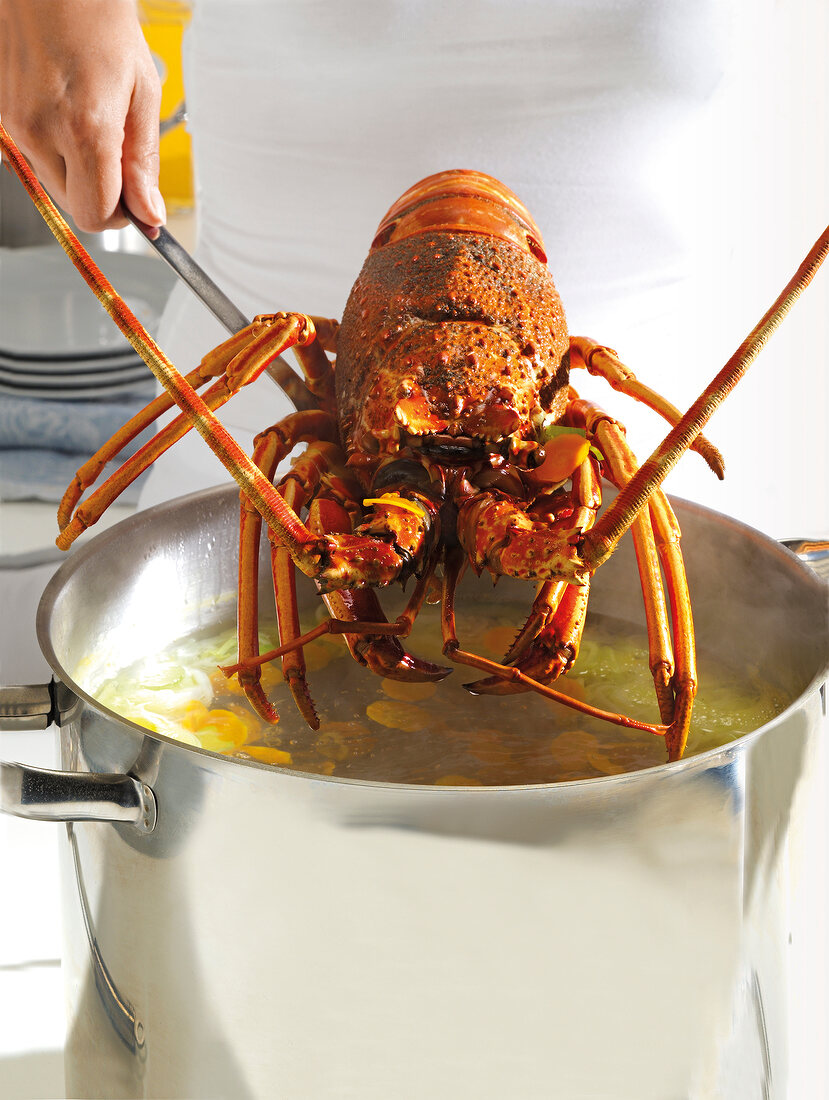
[91,601,787,785]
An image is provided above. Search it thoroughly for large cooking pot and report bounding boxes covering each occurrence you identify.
[1,484,827,1099]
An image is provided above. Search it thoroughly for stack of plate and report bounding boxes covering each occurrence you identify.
[0,246,176,399]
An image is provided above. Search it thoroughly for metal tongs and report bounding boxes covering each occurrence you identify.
[122,207,314,410]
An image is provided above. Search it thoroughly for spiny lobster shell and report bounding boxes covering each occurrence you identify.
[336,184,570,464]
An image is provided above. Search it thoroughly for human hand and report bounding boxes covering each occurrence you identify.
[0,0,164,232]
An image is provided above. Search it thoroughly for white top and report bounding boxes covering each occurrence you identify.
[138,0,828,539]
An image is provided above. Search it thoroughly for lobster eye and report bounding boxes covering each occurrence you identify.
[371,460,430,493]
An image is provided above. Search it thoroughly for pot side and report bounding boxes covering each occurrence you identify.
[35,485,827,1100]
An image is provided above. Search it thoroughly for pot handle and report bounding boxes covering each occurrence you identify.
[0,762,157,832]
[0,680,76,730]
[780,538,829,581]
[0,681,156,832]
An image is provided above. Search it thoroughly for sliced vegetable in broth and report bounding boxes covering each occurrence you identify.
[92,602,788,785]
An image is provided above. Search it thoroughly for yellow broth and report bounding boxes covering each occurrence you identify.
[92,603,787,785]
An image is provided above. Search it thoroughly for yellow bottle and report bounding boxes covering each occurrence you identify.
[138,0,194,212]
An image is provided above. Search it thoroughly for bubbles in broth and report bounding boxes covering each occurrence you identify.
[92,601,787,785]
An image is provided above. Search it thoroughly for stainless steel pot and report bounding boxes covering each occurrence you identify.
[1,484,827,1099]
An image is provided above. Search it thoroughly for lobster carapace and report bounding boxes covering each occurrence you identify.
[2,123,826,762]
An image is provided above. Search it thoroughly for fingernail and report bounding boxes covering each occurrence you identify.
[149,186,167,225]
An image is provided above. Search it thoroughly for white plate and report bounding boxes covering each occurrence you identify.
[0,247,176,358]
[0,377,155,401]
[0,350,145,376]
[0,363,150,388]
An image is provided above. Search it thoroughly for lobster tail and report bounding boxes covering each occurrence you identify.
[371,169,547,262]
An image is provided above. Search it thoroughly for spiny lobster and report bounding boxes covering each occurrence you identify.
[1,121,826,761]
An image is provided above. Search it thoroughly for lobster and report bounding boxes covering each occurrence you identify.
[1,121,826,762]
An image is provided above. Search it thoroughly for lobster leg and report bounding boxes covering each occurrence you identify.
[238,438,342,727]
[468,453,602,693]
[569,396,674,725]
[271,477,323,727]
[236,413,340,726]
[57,369,263,547]
[580,402,696,760]
[647,492,696,760]
[307,316,340,355]
[439,547,667,736]
[499,581,567,665]
[569,336,724,477]
[291,316,339,410]
[467,581,590,696]
[237,430,283,726]
[58,363,222,533]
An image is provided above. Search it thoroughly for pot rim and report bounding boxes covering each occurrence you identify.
[36,484,829,794]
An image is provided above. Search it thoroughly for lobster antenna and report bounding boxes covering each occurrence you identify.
[582,225,829,570]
